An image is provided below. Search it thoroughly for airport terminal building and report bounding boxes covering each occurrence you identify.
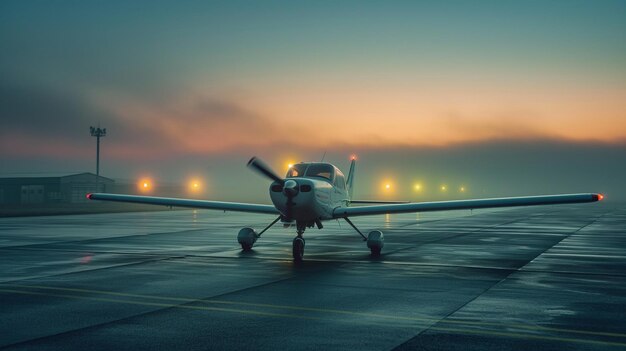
[0,173,114,205]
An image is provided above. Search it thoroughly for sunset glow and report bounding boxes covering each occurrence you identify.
[1,1,624,200]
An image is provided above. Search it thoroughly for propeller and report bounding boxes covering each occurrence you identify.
[247,156,297,220]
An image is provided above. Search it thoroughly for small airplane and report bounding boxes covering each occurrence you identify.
[88,156,603,261]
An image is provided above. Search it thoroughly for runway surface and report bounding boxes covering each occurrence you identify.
[1,202,625,350]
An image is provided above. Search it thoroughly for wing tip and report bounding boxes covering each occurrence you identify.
[592,193,604,201]
[86,193,93,200]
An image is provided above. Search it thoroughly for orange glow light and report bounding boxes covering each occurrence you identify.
[350,154,357,161]
[188,179,202,193]
[138,178,153,192]
[380,179,396,195]
[598,194,604,201]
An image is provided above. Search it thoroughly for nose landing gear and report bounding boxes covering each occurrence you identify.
[292,237,305,261]
[292,222,307,262]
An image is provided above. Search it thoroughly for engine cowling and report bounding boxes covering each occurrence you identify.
[237,227,258,251]
[367,230,384,255]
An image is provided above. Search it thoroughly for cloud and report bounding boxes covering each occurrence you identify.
[107,93,303,155]
[0,83,129,159]
[2,80,623,163]
[441,110,555,142]
[0,82,305,159]
[0,83,108,134]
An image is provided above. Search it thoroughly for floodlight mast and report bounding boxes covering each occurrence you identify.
[90,126,106,190]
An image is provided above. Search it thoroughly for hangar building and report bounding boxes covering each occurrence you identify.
[0,173,114,205]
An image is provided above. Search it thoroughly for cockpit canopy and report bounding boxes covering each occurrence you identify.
[286,163,346,189]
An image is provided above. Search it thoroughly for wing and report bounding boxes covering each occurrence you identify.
[88,193,280,215]
[350,200,410,204]
[333,193,602,218]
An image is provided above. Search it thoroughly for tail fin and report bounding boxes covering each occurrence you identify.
[346,157,356,199]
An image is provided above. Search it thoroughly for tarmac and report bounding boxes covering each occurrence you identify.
[1,202,625,350]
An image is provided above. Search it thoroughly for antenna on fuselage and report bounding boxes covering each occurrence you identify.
[320,151,327,162]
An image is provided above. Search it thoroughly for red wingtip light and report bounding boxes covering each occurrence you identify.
[350,154,357,161]
[598,194,604,201]
[86,193,92,200]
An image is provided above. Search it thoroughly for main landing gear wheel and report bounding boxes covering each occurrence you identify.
[367,230,384,257]
[292,237,305,261]
[237,227,258,252]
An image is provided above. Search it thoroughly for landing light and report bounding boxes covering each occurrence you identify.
[460,186,465,192]
[441,185,447,191]
[285,161,296,171]
[385,184,391,189]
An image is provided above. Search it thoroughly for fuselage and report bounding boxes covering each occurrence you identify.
[269,162,349,221]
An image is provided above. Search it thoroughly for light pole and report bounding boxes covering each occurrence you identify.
[90,126,106,191]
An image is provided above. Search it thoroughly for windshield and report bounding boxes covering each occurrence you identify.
[304,163,334,180]
[286,164,307,177]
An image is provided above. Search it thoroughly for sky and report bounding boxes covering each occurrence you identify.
[1,0,625,202]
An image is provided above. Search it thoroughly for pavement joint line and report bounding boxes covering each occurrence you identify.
[391,213,607,350]
[4,245,626,279]
[519,214,606,270]
[0,259,336,348]
[421,326,626,348]
[0,207,582,261]
[0,255,180,285]
[0,227,215,250]
[380,210,562,258]
[3,284,626,340]
[1,288,625,349]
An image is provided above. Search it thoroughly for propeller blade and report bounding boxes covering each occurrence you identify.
[247,157,284,184]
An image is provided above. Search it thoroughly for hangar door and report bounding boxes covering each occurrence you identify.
[20,185,44,204]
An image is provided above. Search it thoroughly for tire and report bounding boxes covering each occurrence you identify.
[241,243,252,251]
[292,237,304,261]
[370,247,381,256]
